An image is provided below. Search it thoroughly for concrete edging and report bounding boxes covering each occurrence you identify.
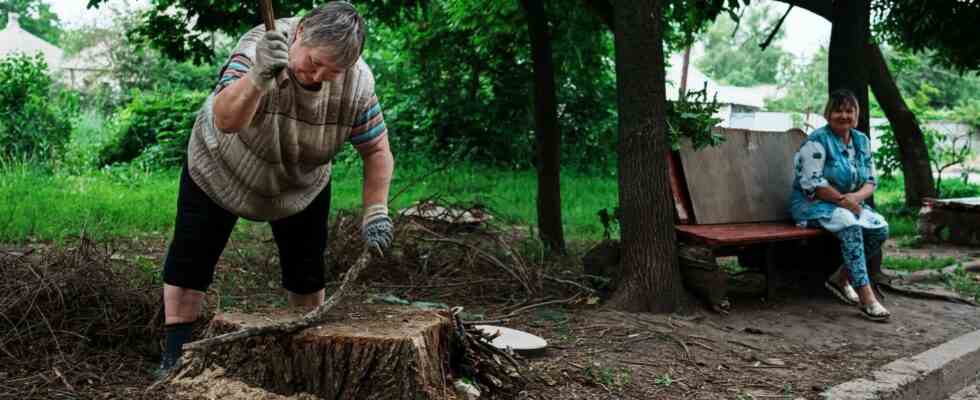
[823,329,980,400]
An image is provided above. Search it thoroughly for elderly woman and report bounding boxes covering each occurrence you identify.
[790,89,890,322]
[158,1,394,373]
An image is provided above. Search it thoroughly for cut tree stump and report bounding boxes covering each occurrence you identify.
[198,304,454,400]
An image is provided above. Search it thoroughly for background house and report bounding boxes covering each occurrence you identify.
[0,13,63,69]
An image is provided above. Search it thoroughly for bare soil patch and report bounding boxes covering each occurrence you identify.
[2,217,978,399]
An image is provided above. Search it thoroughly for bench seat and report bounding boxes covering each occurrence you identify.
[675,222,826,247]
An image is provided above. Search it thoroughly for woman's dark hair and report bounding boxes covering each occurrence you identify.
[823,89,860,120]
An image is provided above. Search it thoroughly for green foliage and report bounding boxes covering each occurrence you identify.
[82,0,727,172]
[765,46,828,115]
[871,81,976,195]
[0,54,77,161]
[1,154,619,242]
[0,0,62,45]
[359,1,624,170]
[871,0,980,71]
[583,363,632,388]
[884,255,956,272]
[0,161,179,242]
[696,3,792,86]
[666,84,724,150]
[883,47,980,111]
[945,268,980,303]
[96,90,207,168]
[62,109,111,173]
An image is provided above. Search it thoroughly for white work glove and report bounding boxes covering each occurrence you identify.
[245,31,289,92]
[362,204,393,256]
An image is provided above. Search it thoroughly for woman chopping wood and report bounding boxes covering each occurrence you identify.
[158,1,393,375]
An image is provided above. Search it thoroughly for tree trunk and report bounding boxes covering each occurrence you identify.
[867,45,937,207]
[828,0,871,135]
[185,306,453,399]
[521,0,566,254]
[607,0,685,313]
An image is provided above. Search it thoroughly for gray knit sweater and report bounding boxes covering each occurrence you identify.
[187,18,387,221]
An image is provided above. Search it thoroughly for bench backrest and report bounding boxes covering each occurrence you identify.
[673,128,807,225]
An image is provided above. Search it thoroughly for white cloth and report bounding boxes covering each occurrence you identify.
[818,207,889,233]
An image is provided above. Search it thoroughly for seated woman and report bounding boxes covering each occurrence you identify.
[790,89,890,321]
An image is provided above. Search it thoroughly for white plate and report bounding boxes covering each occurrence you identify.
[474,325,548,355]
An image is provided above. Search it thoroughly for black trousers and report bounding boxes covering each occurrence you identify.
[162,165,331,294]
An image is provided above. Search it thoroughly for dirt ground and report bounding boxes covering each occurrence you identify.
[2,231,978,400]
[509,283,980,399]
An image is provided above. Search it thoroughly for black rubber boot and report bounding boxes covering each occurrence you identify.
[155,322,194,379]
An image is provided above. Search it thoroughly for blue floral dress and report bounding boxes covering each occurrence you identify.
[789,126,888,288]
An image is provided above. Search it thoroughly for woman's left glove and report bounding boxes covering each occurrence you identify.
[362,204,393,256]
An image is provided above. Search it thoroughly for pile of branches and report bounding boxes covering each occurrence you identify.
[327,198,594,309]
[0,239,167,399]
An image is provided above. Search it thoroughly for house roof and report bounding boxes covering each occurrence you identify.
[666,51,783,110]
[0,13,64,69]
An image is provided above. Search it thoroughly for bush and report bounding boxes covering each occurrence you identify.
[0,54,77,161]
[97,90,207,168]
[61,109,111,173]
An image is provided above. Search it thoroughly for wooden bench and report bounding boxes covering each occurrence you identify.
[669,128,835,300]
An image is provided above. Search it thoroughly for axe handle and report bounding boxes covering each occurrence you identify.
[260,0,276,31]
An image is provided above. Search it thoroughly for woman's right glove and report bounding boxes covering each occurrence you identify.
[245,31,289,92]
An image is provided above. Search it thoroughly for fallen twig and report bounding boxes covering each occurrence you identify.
[728,339,764,352]
[543,274,596,294]
[465,294,581,326]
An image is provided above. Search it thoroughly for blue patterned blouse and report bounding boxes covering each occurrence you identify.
[789,125,878,223]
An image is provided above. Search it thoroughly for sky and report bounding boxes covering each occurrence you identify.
[44,0,832,59]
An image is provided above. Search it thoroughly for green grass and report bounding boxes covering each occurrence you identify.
[0,162,180,242]
[946,268,980,302]
[5,156,976,245]
[883,255,957,272]
[0,156,618,243]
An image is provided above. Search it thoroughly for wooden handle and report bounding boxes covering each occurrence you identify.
[259,0,276,31]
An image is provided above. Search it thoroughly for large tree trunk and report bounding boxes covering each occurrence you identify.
[607,0,685,313]
[867,45,937,207]
[182,306,453,399]
[828,0,871,135]
[521,0,566,254]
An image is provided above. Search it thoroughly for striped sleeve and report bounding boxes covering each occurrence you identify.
[214,53,253,94]
[349,95,387,149]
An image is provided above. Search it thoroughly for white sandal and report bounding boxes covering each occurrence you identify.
[860,301,891,322]
[826,280,858,305]
[842,284,860,305]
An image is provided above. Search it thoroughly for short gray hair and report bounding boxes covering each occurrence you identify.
[299,1,366,68]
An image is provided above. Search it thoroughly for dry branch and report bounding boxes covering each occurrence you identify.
[183,247,374,352]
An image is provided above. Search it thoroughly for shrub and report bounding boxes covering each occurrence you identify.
[97,90,207,168]
[61,109,112,173]
[0,54,77,161]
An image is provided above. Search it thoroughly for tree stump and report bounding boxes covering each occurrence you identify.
[195,305,454,400]
[919,198,980,245]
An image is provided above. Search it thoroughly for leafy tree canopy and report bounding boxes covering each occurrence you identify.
[764,45,827,115]
[1,0,63,45]
[882,46,980,111]
[696,3,792,86]
[871,0,980,72]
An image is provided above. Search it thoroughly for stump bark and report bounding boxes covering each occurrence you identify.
[199,305,454,400]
